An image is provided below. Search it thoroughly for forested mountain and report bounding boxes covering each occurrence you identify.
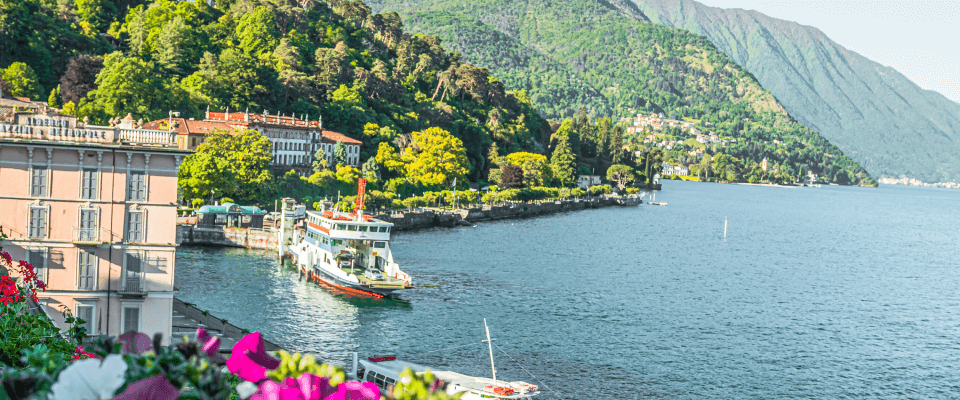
[0,0,549,183]
[636,0,960,183]
[368,0,875,185]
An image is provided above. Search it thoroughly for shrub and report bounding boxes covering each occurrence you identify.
[588,185,612,196]
[626,187,640,195]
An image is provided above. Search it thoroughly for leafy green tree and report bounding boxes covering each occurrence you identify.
[236,6,279,55]
[75,0,116,32]
[312,147,327,173]
[178,151,238,202]
[47,85,61,108]
[520,156,552,186]
[606,164,635,190]
[334,141,347,167]
[155,16,201,75]
[550,129,577,187]
[178,129,274,203]
[78,52,199,124]
[402,127,470,187]
[1,62,42,100]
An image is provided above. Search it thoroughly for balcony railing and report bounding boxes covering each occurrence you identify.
[118,129,177,145]
[119,272,146,296]
[71,227,103,244]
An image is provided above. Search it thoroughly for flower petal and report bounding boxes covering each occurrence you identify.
[112,375,180,400]
[50,354,127,400]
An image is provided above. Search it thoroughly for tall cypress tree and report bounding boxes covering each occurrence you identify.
[550,133,576,187]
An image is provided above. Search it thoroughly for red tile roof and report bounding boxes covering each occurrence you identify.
[321,130,361,145]
[141,118,241,135]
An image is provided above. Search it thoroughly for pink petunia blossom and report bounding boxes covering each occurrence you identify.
[227,332,281,382]
[112,374,180,400]
[118,331,152,354]
[196,327,225,363]
[248,374,379,400]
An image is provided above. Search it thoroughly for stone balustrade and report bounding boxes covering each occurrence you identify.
[118,128,177,145]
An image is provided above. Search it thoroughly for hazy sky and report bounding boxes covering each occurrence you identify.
[693,0,960,104]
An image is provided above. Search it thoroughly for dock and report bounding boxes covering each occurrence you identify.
[172,297,284,354]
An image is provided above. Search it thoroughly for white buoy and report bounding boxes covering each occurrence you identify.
[724,216,728,239]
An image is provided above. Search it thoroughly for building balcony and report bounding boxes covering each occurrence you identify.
[118,129,177,146]
[71,227,106,245]
[119,273,147,297]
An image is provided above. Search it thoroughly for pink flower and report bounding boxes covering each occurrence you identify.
[227,332,281,382]
[249,374,379,400]
[118,331,152,354]
[112,374,180,400]
[196,328,225,363]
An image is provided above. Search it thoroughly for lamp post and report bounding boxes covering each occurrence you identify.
[167,110,180,131]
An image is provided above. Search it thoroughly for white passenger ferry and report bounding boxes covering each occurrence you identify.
[287,180,413,298]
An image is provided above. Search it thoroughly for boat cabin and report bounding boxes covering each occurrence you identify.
[355,356,539,399]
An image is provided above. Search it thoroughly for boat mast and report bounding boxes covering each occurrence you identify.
[484,318,496,381]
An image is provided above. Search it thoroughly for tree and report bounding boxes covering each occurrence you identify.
[518,155,551,186]
[499,165,524,189]
[1,62,42,100]
[47,85,61,108]
[402,127,470,187]
[334,141,347,167]
[178,129,274,203]
[236,6,280,56]
[606,164,636,191]
[312,147,327,173]
[60,55,104,104]
[550,131,576,187]
[362,156,379,179]
[178,151,238,202]
[75,0,116,32]
[155,16,200,75]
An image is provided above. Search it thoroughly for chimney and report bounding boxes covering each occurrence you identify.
[245,107,249,122]
[205,105,209,120]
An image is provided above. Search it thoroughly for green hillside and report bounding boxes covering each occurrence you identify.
[0,0,547,184]
[638,0,960,184]
[368,0,875,185]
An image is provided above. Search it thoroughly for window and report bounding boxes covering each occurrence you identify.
[75,304,94,334]
[78,250,96,290]
[347,225,358,231]
[124,252,142,292]
[374,242,386,248]
[79,208,97,241]
[27,248,46,282]
[122,306,140,333]
[127,171,146,201]
[29,207,46,238]
[81,169,97,199]
[358,226,367,232]
[125,211,143,242]
[31,167,47,197]
[335,224,346,230]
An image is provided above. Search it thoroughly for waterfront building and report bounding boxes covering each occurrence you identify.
[576,175,602,190]
[196,203,267,229]
[143,110,362,176]
[0,103,189,344]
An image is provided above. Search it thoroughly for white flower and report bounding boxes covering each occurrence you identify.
[50,354,128,400]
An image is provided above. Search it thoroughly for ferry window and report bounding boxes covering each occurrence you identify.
[335,224,346,230]
[347,225,358,231]
[358,226,367,232]
[374,242,386,248]
[384,227,390,233]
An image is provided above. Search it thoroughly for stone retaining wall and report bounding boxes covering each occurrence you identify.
[374,197,636,231]
[177,225,278,250]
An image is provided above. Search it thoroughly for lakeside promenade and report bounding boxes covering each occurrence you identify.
[175,195,643,249]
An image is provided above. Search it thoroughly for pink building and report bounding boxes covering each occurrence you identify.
[0,105,189,344]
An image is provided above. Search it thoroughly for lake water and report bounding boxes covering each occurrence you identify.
[175,181,960,398]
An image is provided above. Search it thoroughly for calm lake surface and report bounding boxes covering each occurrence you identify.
[175,181,960,398]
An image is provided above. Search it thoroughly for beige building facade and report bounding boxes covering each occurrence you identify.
[0,107,189,344]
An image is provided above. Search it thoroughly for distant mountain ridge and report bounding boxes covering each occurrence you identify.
[636,0,960,183]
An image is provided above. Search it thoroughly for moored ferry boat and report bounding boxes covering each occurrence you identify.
[347,355,540,400]
[287,180,413,298]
